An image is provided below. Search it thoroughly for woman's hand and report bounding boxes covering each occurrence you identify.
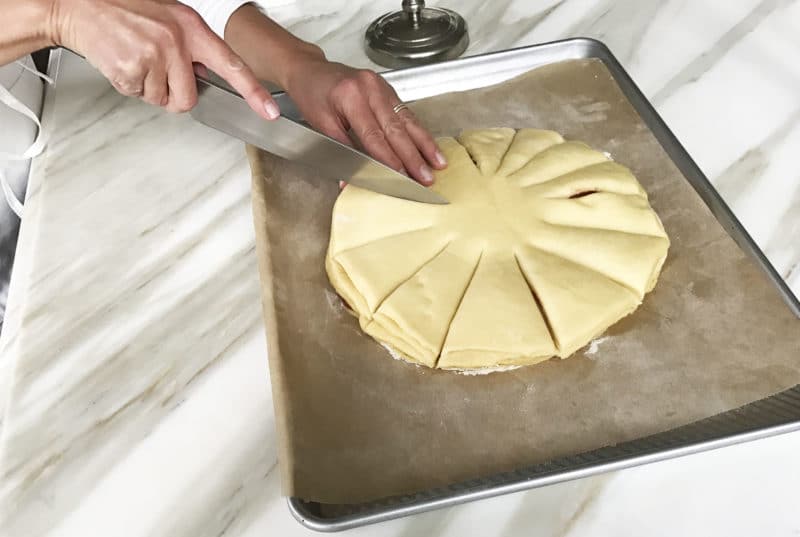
[283,57,447,185]
[223,4,449,185]
[49,0,278,119]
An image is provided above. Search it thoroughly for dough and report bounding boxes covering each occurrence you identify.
[326,128,669,370]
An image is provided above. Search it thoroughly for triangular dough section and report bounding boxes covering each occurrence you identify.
[495,129,564,176]
[525,161,646,199]
[508,141,608,187]
[431,137,483,202]
[458,128,516,175]
[515,246,640,357]
[328,227,452,316]
[329,185,439,256]
[439,253,556,369]
[528,223,669,297]
[365,241,481,367]
[535,193,667,237]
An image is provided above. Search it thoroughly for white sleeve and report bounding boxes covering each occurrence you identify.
[180,0,253,38]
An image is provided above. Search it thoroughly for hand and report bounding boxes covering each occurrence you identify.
[283,57,447,185]
[49,0,279,119]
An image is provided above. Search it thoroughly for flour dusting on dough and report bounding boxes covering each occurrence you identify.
[325,288,355,318]
[380,343,423,369]
[456,364,522,375]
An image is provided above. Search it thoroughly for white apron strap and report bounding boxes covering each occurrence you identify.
[0,59,53,218]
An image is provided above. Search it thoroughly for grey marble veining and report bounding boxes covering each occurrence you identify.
[0,1,799,536]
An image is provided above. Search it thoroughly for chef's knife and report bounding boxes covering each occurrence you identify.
[190,75,448,205]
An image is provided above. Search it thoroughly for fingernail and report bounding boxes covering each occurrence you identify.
[420,164,434,185]
[399,167,408,176]
[264,101,280,119]
[434,150,447,167]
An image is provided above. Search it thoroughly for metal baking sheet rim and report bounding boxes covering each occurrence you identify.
[286,37,800,532]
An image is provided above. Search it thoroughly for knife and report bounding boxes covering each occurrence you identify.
[190,75,448,205]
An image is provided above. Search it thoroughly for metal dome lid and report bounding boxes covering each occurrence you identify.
[365,1,469,68]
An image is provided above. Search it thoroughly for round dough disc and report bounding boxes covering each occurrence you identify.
[326,128,669,370]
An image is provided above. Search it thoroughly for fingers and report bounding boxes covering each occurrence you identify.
[333,70,447,185]
[189,28,279,121]
[165,52,198,113]
[370,95,434,185]
[111,78,145,98]
[378,80,447,174]
[142,61,168,107]
[85,3,276,119]
[319,116,354,148]
[398,107,447,170]
[337,89,405,173]
[109,61,146,98]
[323,119,354,191]
[192,62,209,79]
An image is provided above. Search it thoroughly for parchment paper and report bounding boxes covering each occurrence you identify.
[248,59,800,504]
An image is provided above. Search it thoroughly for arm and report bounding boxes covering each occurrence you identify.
[0,0,278,120]
[225,4,447,184]
[0,0,54,66]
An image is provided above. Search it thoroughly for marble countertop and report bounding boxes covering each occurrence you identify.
[1,1,799,535]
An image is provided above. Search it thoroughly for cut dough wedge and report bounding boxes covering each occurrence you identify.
[326,128,669,370]
[365,241,481,367]
[515,245,640,357]
[439,255,556,369]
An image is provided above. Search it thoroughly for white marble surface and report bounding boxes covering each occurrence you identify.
[1,0,800,535]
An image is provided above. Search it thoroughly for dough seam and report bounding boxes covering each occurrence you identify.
[365,239,453,319]
[512,252,559,352]
[494,130,521,175]
[512,155,616,188]
[471,128,519,176]
[432,251,484,369]
[497,131,566,177]
[330,225,435,257]
[507,142,593,179]
[541,220,669,240]
[523,240,653,298]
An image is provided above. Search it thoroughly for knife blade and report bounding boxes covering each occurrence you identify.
[190,76,448,205]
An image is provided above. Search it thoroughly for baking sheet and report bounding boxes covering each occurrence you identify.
[248,58,800,504]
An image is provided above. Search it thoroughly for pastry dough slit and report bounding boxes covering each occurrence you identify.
[432,250,484,368]
[541,221,668,240]
[569,190,597,199]
[492,129,519,175]
[523,241,641,296]
[459,128,516,175]
[524,162,645,199]
[370,240,453,315]
[532,161,612,188]
[513,252,558,351]
[496,130,565,176]
[332,225,435,258]
[508,142,608,186]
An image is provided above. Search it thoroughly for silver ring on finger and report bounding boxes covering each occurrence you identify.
[392,103,409,115]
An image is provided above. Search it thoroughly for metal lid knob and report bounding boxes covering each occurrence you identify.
[365,1,469,68]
